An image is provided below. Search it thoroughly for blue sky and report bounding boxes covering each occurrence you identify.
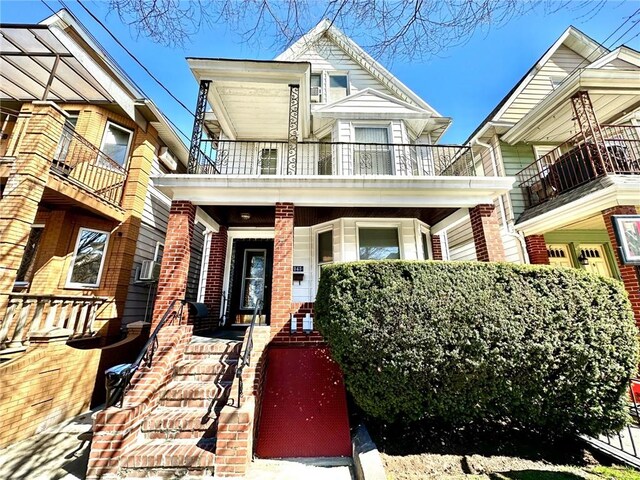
[2,1,639,144]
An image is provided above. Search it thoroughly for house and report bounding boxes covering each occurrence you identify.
[463,26,640,323]
[88,20,514,479]
[0,9,195,447]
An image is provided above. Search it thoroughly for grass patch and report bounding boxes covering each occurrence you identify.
[591,466,640,480]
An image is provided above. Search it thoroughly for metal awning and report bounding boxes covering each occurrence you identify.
[0,24,114,103]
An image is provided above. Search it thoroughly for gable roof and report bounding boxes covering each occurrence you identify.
[465,26,609,144]
[315,88,430,114]
[276,19,442,118]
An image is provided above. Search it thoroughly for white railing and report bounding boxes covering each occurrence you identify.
[0,294,108,350]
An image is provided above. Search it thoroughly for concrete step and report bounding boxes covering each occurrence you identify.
[160,381,232,408]
[174,359,237,382]
[142,407,218,440]
[120,438,216,477]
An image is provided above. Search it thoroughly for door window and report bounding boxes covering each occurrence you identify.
[240,249,267,309]
[260,148,278,175]
[579,244,613,278]
[547,244,573,268]
[354,127,392,174]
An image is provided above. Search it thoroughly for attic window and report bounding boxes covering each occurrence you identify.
[311,74,322,103]
[329,74,349,102]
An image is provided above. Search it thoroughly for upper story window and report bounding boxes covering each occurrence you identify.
[67,227,110,288]
[101,121,133,167]
[329,74,349,102]
[310,73,323,103]
[354,126,392,174]
[260,148,278,175]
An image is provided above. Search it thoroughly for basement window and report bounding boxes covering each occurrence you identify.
[358,227,400,260]
[67,228,110,288]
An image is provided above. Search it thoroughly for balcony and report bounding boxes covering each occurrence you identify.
[190,140,476,177]
[516,125,640,209]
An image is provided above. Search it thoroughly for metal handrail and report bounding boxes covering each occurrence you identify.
[235,297,263,408]
[219,290,228,327]
[104,298,207,408]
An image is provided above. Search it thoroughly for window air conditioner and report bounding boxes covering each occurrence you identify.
[139,260,161,281]
[310,86,322,103]
[158,147,177,171]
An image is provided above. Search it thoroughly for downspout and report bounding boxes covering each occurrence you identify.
[473,138,530,264]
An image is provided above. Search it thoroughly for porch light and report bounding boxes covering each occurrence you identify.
[240,212,251,220]
[578,251,589,266]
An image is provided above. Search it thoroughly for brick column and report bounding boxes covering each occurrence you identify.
[431,235,443,260]
[152,200,196,327]
[525,234,550,265]
[470,204,505,262]
[203,226,228,329]
[603,206,640,323]
[270,203,294,337]
[0,102,64,318]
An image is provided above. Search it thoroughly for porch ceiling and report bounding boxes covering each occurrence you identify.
[188,58,311,140]
[201,205,457,227]
[503,69,640,144]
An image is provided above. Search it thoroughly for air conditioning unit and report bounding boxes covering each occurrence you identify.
[139,260,161,281]
[310,86,322,103]
[158,147,177,171]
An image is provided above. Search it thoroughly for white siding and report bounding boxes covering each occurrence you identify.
[319,90,421,114]
[447,220,477,261]
[500,45,586,123]
[501,227,524,264]
[293,227,312,302]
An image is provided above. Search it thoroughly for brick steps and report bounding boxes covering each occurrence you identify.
[142,407,218,439]
[120,438,216,472]
[183,340,242,360]
[174,358,237,382]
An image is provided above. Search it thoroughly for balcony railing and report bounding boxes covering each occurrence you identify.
[0,294,108,351]
[517,125,640,208]
[51,124,127,206]
[190,140,476,177]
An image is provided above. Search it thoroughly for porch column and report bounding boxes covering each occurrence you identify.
[602,206,640,324]
[470,204,505,262]
[0,102,64,318]
[203,225,228,329]
[152,200,197,328]
[271,202,294,337]
[525,235,550,265]
[431,235,443,260]
[287,84,300,175]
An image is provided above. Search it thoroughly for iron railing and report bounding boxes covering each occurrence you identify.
[104,299,208,408]
[51,124,127,206]
[189,140,476,177]
[581,378,640,469]
[235,297,262,408]
[517,125,640,208]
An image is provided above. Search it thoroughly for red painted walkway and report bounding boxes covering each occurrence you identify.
[255,346,352,458]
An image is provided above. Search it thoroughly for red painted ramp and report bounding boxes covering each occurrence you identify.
[255,346,352,458]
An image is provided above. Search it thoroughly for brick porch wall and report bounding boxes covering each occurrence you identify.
[203,226,228,330]
[431,235,443,260]
[525,234,550,265]
[270,203,295,339]
[152,201,196,327]
[470,204,505,262]
[603,205,640,324]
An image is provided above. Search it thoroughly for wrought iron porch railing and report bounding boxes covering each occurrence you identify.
[0,294,108,350]
[516,125,640,209]
[234,297,262,408]
[189,140,476,177]
[51,124,127,207]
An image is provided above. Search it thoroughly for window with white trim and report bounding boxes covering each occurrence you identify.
[354,127,392,174]
[100,121,133,167]
[329,74,349,102]
[260,148,278,175]
[154,242,165,263]
[67,228,110,288]
[310,73,323,103]
[358,227,400,260]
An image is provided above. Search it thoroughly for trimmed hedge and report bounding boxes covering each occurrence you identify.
[315,261,639,436]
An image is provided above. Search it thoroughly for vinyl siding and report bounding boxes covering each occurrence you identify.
[293,227,312,302]
[447,219,477,261]
[500,142,536,220]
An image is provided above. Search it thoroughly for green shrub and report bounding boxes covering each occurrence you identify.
[315,261,638,436]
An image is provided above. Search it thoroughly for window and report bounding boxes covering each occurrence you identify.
[15,225,44,285]
[67,228,110,288]
[329,74,349,102]
[54,113,79,164]
[318,230,334,264]
[154,242,164,263]
[421,232,430,260]
[310,73,322,103]
[260,148,278,175]
[354,127,392,174]
[359,227,400,260]
[318,134,332,175]
[100,121,133,167]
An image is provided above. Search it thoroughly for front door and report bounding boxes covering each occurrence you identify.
[579,244,613,278]
[229,239,273,325]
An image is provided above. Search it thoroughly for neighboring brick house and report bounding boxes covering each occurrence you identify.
[88,20,515,479]
[0,9,213,446]
[462,26,640,323]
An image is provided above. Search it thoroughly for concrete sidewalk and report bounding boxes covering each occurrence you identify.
[245,457,355,480]
[0,410,94,480]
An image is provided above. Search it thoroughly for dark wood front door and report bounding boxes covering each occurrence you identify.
[229,239,273,326]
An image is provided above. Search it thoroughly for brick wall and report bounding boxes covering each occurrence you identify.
[431,235,443,260]
[203,226,228,330]
[525,235,550,265]
[270,203,295,338]
[603,205,640,324]
[470,204,505,262]
[152,201,197,327]
[272,302,324,345]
